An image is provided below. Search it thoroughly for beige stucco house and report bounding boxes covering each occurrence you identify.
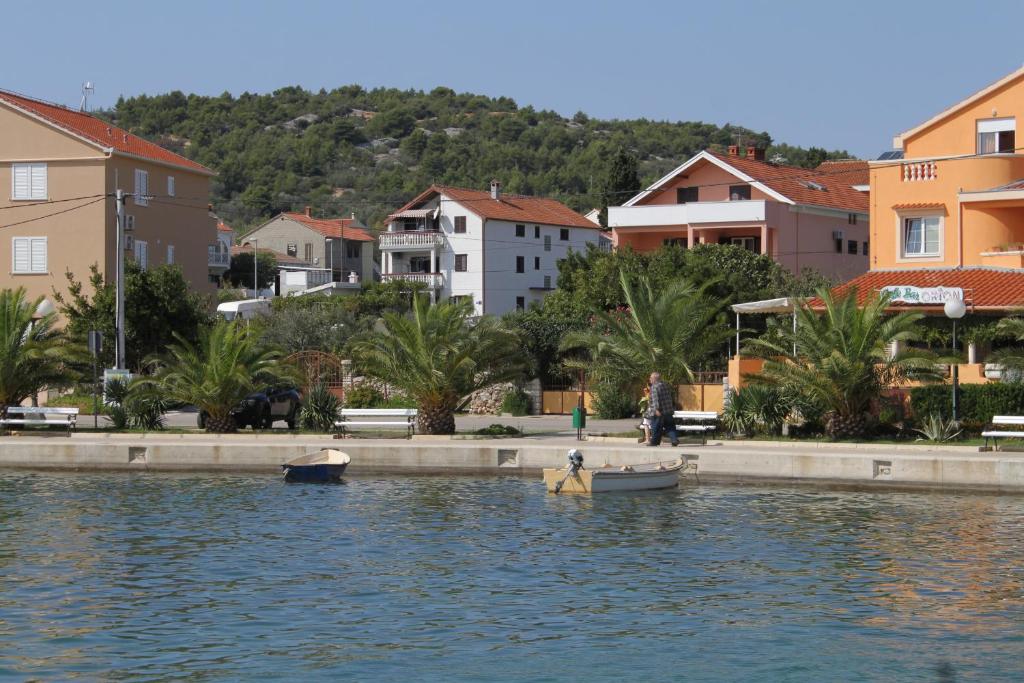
[0,89,217,309]
[242,208,375,285]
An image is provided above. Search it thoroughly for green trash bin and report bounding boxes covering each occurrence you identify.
[572,406,587,429]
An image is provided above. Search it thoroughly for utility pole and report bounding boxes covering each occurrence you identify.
[115,190,126,369]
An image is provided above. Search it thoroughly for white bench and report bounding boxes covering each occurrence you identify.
[335,408,418,438]
[982,416,1024,450]
[1,406,79,436]
[672,410,719,445]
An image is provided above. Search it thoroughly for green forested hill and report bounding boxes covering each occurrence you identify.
[101,85,851,232]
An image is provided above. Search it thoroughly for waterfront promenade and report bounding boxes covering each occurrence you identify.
[3,429,1024,492]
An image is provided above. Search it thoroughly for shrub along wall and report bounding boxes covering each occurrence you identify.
[910,384,1024,424]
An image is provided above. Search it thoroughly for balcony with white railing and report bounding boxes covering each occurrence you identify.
[608,200,768,229]
[379,231,446,250]
[208,245,230,268]
[381,272,444,288]
[902,161,938,182]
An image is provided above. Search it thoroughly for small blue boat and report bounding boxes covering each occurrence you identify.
[282,449,350,483]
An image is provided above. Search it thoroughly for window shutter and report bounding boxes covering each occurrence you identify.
[135,240,148,270]
[12,165,29,199]
[12,238,29,272]
[30,238,47,272]
[30,165,47,199]
[134,170,149,206]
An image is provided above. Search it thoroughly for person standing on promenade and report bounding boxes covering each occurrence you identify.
[646,372,678,447]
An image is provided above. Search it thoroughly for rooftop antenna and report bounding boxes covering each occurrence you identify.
[80,81,94,112]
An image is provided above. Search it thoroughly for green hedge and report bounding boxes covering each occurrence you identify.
[909,383,1024,424]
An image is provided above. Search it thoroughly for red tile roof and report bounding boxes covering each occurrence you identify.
[0,89,213,175]
[708,152,869,213]
[217,220,234,233]
[815,159,870,186]
[892,202,947,211]
[823,267,1024,310]
[389,185,599,229]
[280,212,375,242]
[231,244,310,267]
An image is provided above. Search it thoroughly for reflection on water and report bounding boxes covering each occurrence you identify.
[0,472,1022,681]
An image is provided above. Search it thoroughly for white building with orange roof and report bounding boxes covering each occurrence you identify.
[382,182,603,314]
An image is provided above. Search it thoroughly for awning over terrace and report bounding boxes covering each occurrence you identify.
[730,297,804,357]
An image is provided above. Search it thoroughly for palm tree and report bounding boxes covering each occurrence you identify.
[0,288,79,413]
[745,288,941,438]
[559,271,732,389]
[987,318,1024,379]
[142,320,289,432]
[352,295,527,434]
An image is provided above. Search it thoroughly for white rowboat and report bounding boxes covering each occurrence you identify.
[544,453,685,493]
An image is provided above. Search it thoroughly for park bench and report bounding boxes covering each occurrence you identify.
[672,410,719,445]
[1,406,79,436]
[335,408,418,439]
[981,416,1024,450]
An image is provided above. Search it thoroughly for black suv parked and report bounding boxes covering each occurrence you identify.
[198,387,302,430]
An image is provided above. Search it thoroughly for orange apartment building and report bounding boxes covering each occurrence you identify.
[834,65,1024,314]
[608,146,871,282]
[0,90,217,310]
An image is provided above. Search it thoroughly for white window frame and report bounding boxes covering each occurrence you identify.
[897,213,944,261]
[977,117,1016,155]
[11,236,47,274]
[11,163,47,201]
[134,169,149,207]
[167,175,175,197]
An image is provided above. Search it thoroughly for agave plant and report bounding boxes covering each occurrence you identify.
[746,288,943,439]
[914,413,962,442]
[300,381,341,432]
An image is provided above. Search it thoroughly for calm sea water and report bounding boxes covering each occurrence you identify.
[0,472,1022,682]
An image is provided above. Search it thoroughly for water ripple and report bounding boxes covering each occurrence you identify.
[0,472,1022,681]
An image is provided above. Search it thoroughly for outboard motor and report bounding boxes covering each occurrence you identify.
[555,449,585,494]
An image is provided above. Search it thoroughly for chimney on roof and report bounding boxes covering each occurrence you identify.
[490,180,501,200]
[727,145,739,157]
[304,206,312,218]
[746,146,766,161]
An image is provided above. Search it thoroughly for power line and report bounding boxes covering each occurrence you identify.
[0,196,106,229]
[0,193,107,211]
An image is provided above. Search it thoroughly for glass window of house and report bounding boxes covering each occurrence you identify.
[729,185,751,201]
[977,118,1016,154]
[454,216,467,233]
[903,216,941,256]
[515,224,525,237]
[676,186,699,203]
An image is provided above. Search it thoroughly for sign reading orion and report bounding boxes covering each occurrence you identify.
[879,286,965,304]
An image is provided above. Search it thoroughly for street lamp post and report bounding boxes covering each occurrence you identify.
[944,298,967,422]
[252,239,258,297]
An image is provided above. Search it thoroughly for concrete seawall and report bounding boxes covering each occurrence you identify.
[2,433,1024,492]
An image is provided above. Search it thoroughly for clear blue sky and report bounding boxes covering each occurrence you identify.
[7,0,1023,158]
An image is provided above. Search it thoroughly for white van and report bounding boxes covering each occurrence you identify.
[216,298,271,321]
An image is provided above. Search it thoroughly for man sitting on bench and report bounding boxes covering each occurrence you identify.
[645,372,679,447]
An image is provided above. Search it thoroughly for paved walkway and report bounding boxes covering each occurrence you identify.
[78,411,641,435]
